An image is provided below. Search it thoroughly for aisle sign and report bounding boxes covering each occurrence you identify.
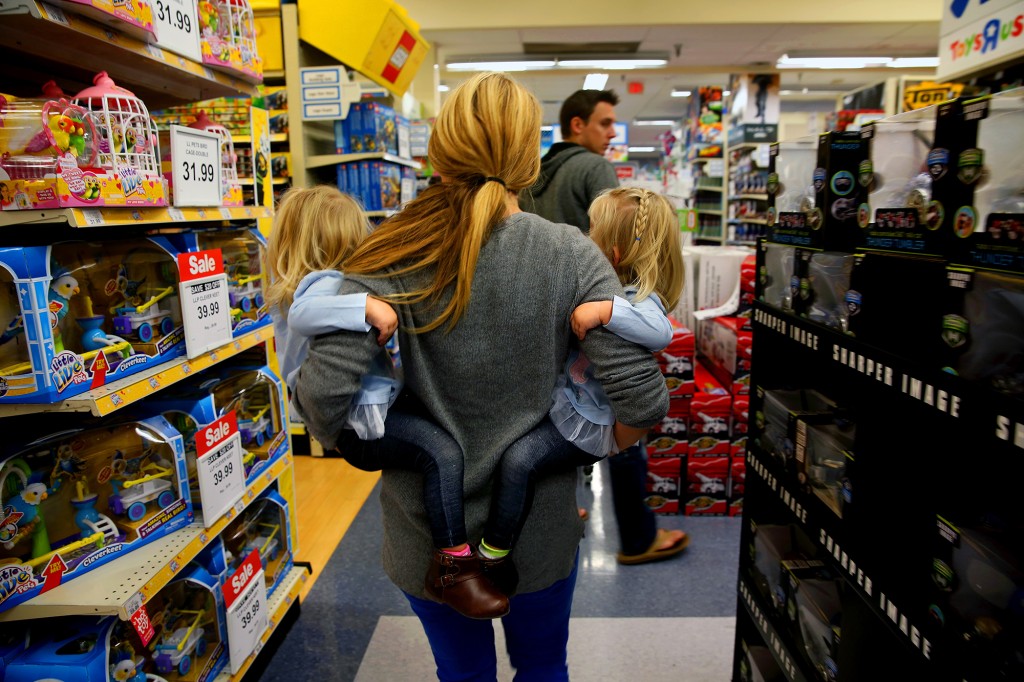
[224,549,269,673]
[937,0,1024,81]
[299,66,360,120]
[177,249,233,358]
[195,411,247,526]
[170,125,222,207]
[153,0,202,62]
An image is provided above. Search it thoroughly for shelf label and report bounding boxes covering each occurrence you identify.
[195,411,246,526]
[168,207,185,222]
[41,3,69,25]
[154,0,202,62]
[177,249,232,358]
[224,550,268,674]
[170,125,222,207]
[80,209,104,226]
[219,207,233,220]
[130,602,156,646]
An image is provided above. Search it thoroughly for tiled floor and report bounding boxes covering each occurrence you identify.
[257,458,743,681]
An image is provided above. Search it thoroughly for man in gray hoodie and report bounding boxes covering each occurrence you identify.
[519,89,620,233]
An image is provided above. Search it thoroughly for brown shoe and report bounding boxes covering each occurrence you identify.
[479,554,519,596]
[425,550,510,619]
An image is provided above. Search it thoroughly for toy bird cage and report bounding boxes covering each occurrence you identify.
[188,111,243,206]
[71,72,163,194]
[199,0,262,81]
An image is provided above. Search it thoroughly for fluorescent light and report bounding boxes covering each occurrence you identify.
[671,89,692,97]
[634,120,675,126]
[447,60,557,72]
[888,57,940,68]
[438,84,450,92]
[628,146,656,153]
[583,73,609,90]
[559,58,667,69]
[777,54,893,69]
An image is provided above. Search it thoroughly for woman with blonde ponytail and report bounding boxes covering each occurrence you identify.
[293,72,668,679]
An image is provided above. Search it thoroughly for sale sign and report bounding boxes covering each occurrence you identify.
[224,549,268,673]
[195,411,247,526]
[177,249,233,358]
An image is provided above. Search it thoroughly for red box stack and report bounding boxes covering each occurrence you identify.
[645,456,682,515]
[685,363,731,516]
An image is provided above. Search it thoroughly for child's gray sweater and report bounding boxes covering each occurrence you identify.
[293,211,668,598]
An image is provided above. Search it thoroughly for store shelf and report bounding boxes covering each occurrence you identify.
[695,185,724,193]
[263,70,286,80]
[0,452,293,622]
[213,565,308,681]
[0,326,272,418]
[728,240,759,247]
[288,422,306,437]
[0,0,258,109]
[730,143,767,152]
[728,217,769,225]
[234,134,289,144]
[738,576,811,682]
[697,209,724,216]
[239,177,290,185]
[306,153,422,170]
[731,194,769,201]
[0,205,273,228]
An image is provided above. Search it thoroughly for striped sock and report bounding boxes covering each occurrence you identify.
[479,540,510,559]
[442,545,472,557]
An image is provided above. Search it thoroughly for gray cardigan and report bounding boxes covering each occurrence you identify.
[518,143,620,233]
[293,211,669,597]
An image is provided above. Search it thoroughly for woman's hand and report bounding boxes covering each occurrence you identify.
[571,300,613,340]
[365,296,398,345]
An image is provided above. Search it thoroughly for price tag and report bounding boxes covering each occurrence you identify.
[153,0,202,61]
[170,125,222,207]
[145,44,165,60]
[177,249,233,358]
[219,207,233,220]
[224,550,269,674]
[168,207,186,222]
[41,3,69,25]
[80,209,104,226]
[195,412,246,526]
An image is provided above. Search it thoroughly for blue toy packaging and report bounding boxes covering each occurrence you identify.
[0,236,190,403]
[194,228,271,338]
[0,415,192,613]
[222,487,293,598]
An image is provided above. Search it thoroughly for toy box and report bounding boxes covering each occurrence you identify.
[795,419,855,520]
[359,102,397,155]
[271,151,290,179]
[51,0,156,42]
[199,0,263,83]
[753,387,838,476]
[685,455,728,516]
[263,86,287,111]
[737,639,782,682]
[0,77,167,211]
[396,115,411,159]
[366,161,402,212]
[844,250,947,363]
[130,562,229,680]
[780,561,842,681]
[4,615,164,682]
[748,522,818,615]
[729,456,745,517]
[333,102,363,154]
[766,136,818,244]
[800,250,854,331]
[646,398,690,458]
[731,394,749,457]
[655,317,695,398]
[698,316,752,394]
[192,228,270,337]
[0,236,189,403]
[268,110,288,136]
[644,456,681,515]
[0,416,192,613]
[690,363,731,457]
[221,488,292,597]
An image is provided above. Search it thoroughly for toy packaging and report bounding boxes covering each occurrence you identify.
[193,228,270,337]
[396,115,411,159]
[731,393,749,458]
[649,396,690,457]
[729,456,745,517]
[0,74,167,211]
[795,419,855,519]
[753,387,838,476]
[199,0,263,83]
[749,522,816,614]
[50,0,156,41]
[766,136,818,243]
[756,241,796,313]
[685,456,729,515]
[698,316,752,395]
[645,456,681,515]
[263,87,287,111]
[0,236,188,403]
[655,316,695,397]
[689,365,732,457]
[801,250,854,331]
[268,110,288,136]
[207,366,288,485]
[0,416,191,613]
[271,151,290,179]
[221,488,292,597]
[780,561,842,681]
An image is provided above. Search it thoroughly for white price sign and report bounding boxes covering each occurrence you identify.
[177,249,233,358]
[154,0,202,61]
[223,550,269,674]
[170,125,222,207]
[195,411,246,526]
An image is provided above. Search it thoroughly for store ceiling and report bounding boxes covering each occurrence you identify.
[426,20,942,152]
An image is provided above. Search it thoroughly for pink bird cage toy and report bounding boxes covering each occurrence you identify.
[69,72,167,208]
[199,0,262,83]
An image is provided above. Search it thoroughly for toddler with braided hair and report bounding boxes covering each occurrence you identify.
[475,187,685,564]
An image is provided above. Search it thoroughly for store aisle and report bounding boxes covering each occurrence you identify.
[258,458,742,681]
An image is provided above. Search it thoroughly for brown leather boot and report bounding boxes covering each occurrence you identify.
[424,550,510,619]
[479,554,519,596]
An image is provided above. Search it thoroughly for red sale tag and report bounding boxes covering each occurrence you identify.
[196,411,239,458]
[223,549,263,609]
[131,603,156,646]
[177,248,225,282]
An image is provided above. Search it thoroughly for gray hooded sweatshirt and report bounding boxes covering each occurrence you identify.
[519,142,619,233]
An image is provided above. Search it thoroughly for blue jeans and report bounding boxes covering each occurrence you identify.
[607,444,657,556]
[405,552,579,681]
[336,409,466,548]
[483,420,599,550]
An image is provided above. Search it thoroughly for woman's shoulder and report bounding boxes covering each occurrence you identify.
[501,212,591,246]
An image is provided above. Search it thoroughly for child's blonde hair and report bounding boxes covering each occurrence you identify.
[265,185,369,312]
[588,187,684,312]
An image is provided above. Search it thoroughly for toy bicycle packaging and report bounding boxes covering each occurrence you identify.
[0,73,167,211]
[195,228,270,336]
[0,416,191,613]
[0,235,189,403]
[221,488,292,597]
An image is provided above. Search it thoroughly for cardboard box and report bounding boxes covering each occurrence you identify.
[645,456,682,515]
